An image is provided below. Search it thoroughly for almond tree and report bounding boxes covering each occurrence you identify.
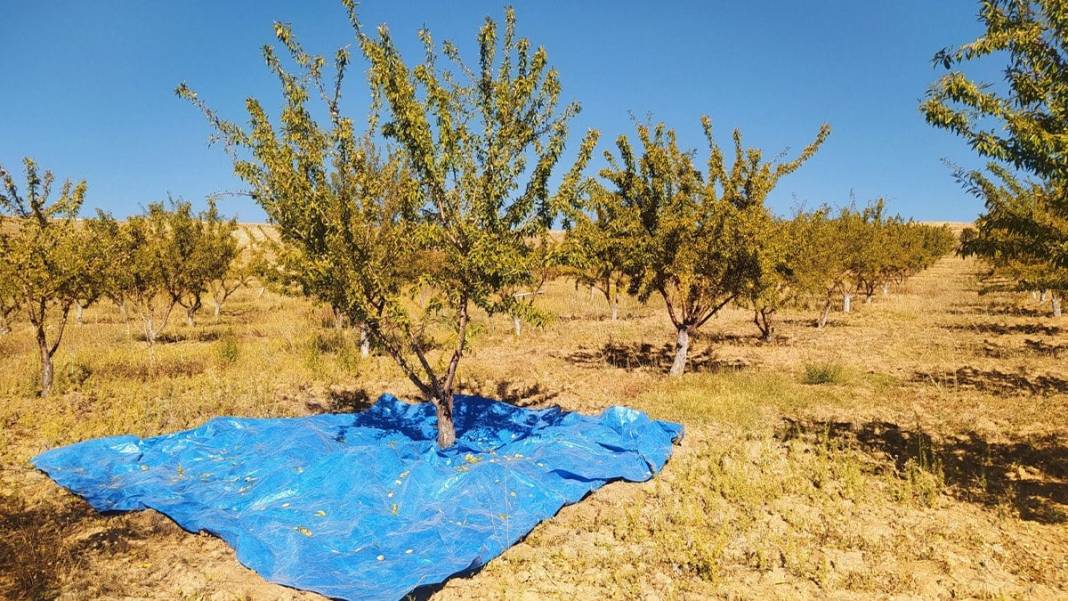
[0,159,103,394]
[602,118,829,375]
[179,4,596,447]
[922,0,1068,294]
[739,214,811,340]
[178,201,239,324]
[506,232,561,336]
[209,228,260,319]
[792,208,849,328]
[563,181,633,320]
[958,164,1068,316]
[104,200,228,343]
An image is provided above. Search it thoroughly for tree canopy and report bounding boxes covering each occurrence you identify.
[179,4,596,447]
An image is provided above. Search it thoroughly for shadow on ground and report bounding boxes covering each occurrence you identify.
[946,302,1052,318]
[911,366,1068,396]
[304,387,376,414]
[459,380,560,408]
[0,495,152,600]
[942,322,1062,336]
[779,418,1068,524]
[562,342,749,373]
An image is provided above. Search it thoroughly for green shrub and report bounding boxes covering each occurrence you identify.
[802,362,845,385]
[58,360,93,389]
[215,332,240,367]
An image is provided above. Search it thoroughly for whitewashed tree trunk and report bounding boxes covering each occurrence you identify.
[213,300,222,318]
[359,323,370,358]
[143,317,157,345]
[817,300,832,328]
[1041,289,1049,303]
[75,304,84,324]
[882,283,889,297]
[669,327,690,376]
[843,293,853,314]
[512,315,522,336]
[1053,295,1062,318]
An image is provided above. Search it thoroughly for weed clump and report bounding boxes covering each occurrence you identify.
[802,363,845,385]
[215,332,240,368]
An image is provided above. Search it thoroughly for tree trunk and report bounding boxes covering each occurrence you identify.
[37,325,54,396]
[817,299,832,328]
[434,394,456,448]
[843,293,853,314]
[610,297,619,321]
[1053,295,1062,318]
[143,317,156,345]
[75,304,84,325]
[668,326,690,377]
[512,315,522,336]
[359,323,370,358]
[185,307,196,327]
[1041,289,1049,303]
[882,283,889,297]
[754,309,773,340]
[213,300,222,319]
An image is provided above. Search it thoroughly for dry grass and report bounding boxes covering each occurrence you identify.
[1,256,1066,600]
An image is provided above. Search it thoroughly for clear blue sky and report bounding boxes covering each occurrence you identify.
[2,1,998,221]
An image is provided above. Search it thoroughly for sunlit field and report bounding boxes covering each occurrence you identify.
[2,248,1066,600]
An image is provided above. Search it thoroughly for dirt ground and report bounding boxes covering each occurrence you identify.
[1,255,1066,600]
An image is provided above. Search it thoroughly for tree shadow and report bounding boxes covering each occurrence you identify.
[695,330,790,346]
[1023,338,1068,357]
[305,387,376,414]
[562,341,748,373]
[133,330,221,344]
[911,366,1068,396]
[979,338,1068,359]
[942,322,1062,336]
[778,418,1068,524]
[0,495,157,600]
[946,303,1047,318]
[458,380,560,408]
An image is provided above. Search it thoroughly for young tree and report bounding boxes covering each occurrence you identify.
[602,118,829,375]
[563,181,632,320]
[208,226,269,319]
[171,200,238,327]
[739,211,841,340]
[0,159,102,394]
[507,232,562,336]
[179,4,596,447]
[792,208,850,328]
[106,200,229,343]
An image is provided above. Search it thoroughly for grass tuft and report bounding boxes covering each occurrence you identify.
[802,362,846,385]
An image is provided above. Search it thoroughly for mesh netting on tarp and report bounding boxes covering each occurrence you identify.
[33,394,683,601]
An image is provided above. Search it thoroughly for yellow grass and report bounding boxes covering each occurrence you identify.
[1,256,1066,600]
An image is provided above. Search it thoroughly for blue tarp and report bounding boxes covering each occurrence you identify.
[33,394,682,601]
